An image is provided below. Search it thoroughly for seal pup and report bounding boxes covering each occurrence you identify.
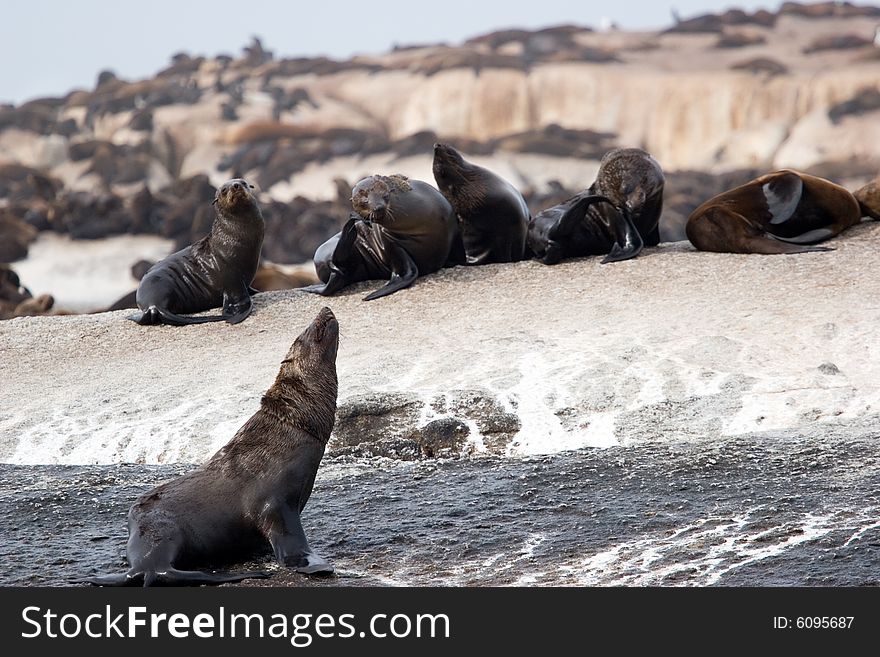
[432,143,529,264]
[78,307,339,586]
[304,174,463,300]
[129,178,264,325]
[686,170,863,254]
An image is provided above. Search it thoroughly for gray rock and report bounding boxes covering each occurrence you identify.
[411,417,470,458]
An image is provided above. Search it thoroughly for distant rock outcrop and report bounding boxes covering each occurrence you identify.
[2,2,880,277]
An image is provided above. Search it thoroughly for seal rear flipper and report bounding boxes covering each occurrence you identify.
[763,172,803,225]
[767,227,837,245]
[149,568,271,586]
[333,214,364,261]
[301,270,351,297]
[129,305,226,326]
[71,572,141,587]
[363,243,418,301]
[548,194,617,240]
[601,206,644,264]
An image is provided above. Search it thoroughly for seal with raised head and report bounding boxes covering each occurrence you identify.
[686,170,864,254]
[78,307,339,586]
[129,178,264,325]
[527,147,665,264]
[432,143,529,264]
[304,174,463,300]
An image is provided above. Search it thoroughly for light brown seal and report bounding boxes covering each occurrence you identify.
[686,170,865,254]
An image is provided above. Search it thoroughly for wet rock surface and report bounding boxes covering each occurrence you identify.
[3,432,879,587]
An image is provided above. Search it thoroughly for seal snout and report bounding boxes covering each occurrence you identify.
[216,178,256,206]
[310,306,338,343]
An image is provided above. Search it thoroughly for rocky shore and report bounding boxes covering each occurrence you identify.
[3,221,880,465]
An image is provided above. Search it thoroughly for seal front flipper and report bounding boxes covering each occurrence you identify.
[264,501,334,575]
[643,221,661,247]
[363,242,418,301]
[601,207,644,264]
[222,282,253,324]
[145,568,271,586]
[763,172,803,225]
[127,305,226,326]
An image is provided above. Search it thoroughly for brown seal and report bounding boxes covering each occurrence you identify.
[854,177,880,220]
[432,143,529,264]
[686,170,866,254]
[129,178,264,325]
[305,174,463,300]
[77,307,339,586]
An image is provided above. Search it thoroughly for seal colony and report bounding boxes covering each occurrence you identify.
[129,178,264,325]
[77,307,339,586]
[296,148,880,297]
[44,137,880,587]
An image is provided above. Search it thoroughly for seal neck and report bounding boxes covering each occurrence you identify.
[261,372,338,445]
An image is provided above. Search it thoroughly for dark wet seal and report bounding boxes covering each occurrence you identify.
[432,143,530,265]
[129,178,264,325]
[74,307,339,586]
[303,174,463,300]
[528,148,664,264]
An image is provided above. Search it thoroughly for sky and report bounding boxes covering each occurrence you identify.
[0,0,784,105]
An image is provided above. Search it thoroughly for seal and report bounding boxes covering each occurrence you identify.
[591,148,665,247]
[527,192,640,264]
[77,307,339,586]
[129,178,264,325]
[686,170,863,254]
[854,177,880,220]
[432,143,529,264]
[527,147,665,264]
[304,174,463,300]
